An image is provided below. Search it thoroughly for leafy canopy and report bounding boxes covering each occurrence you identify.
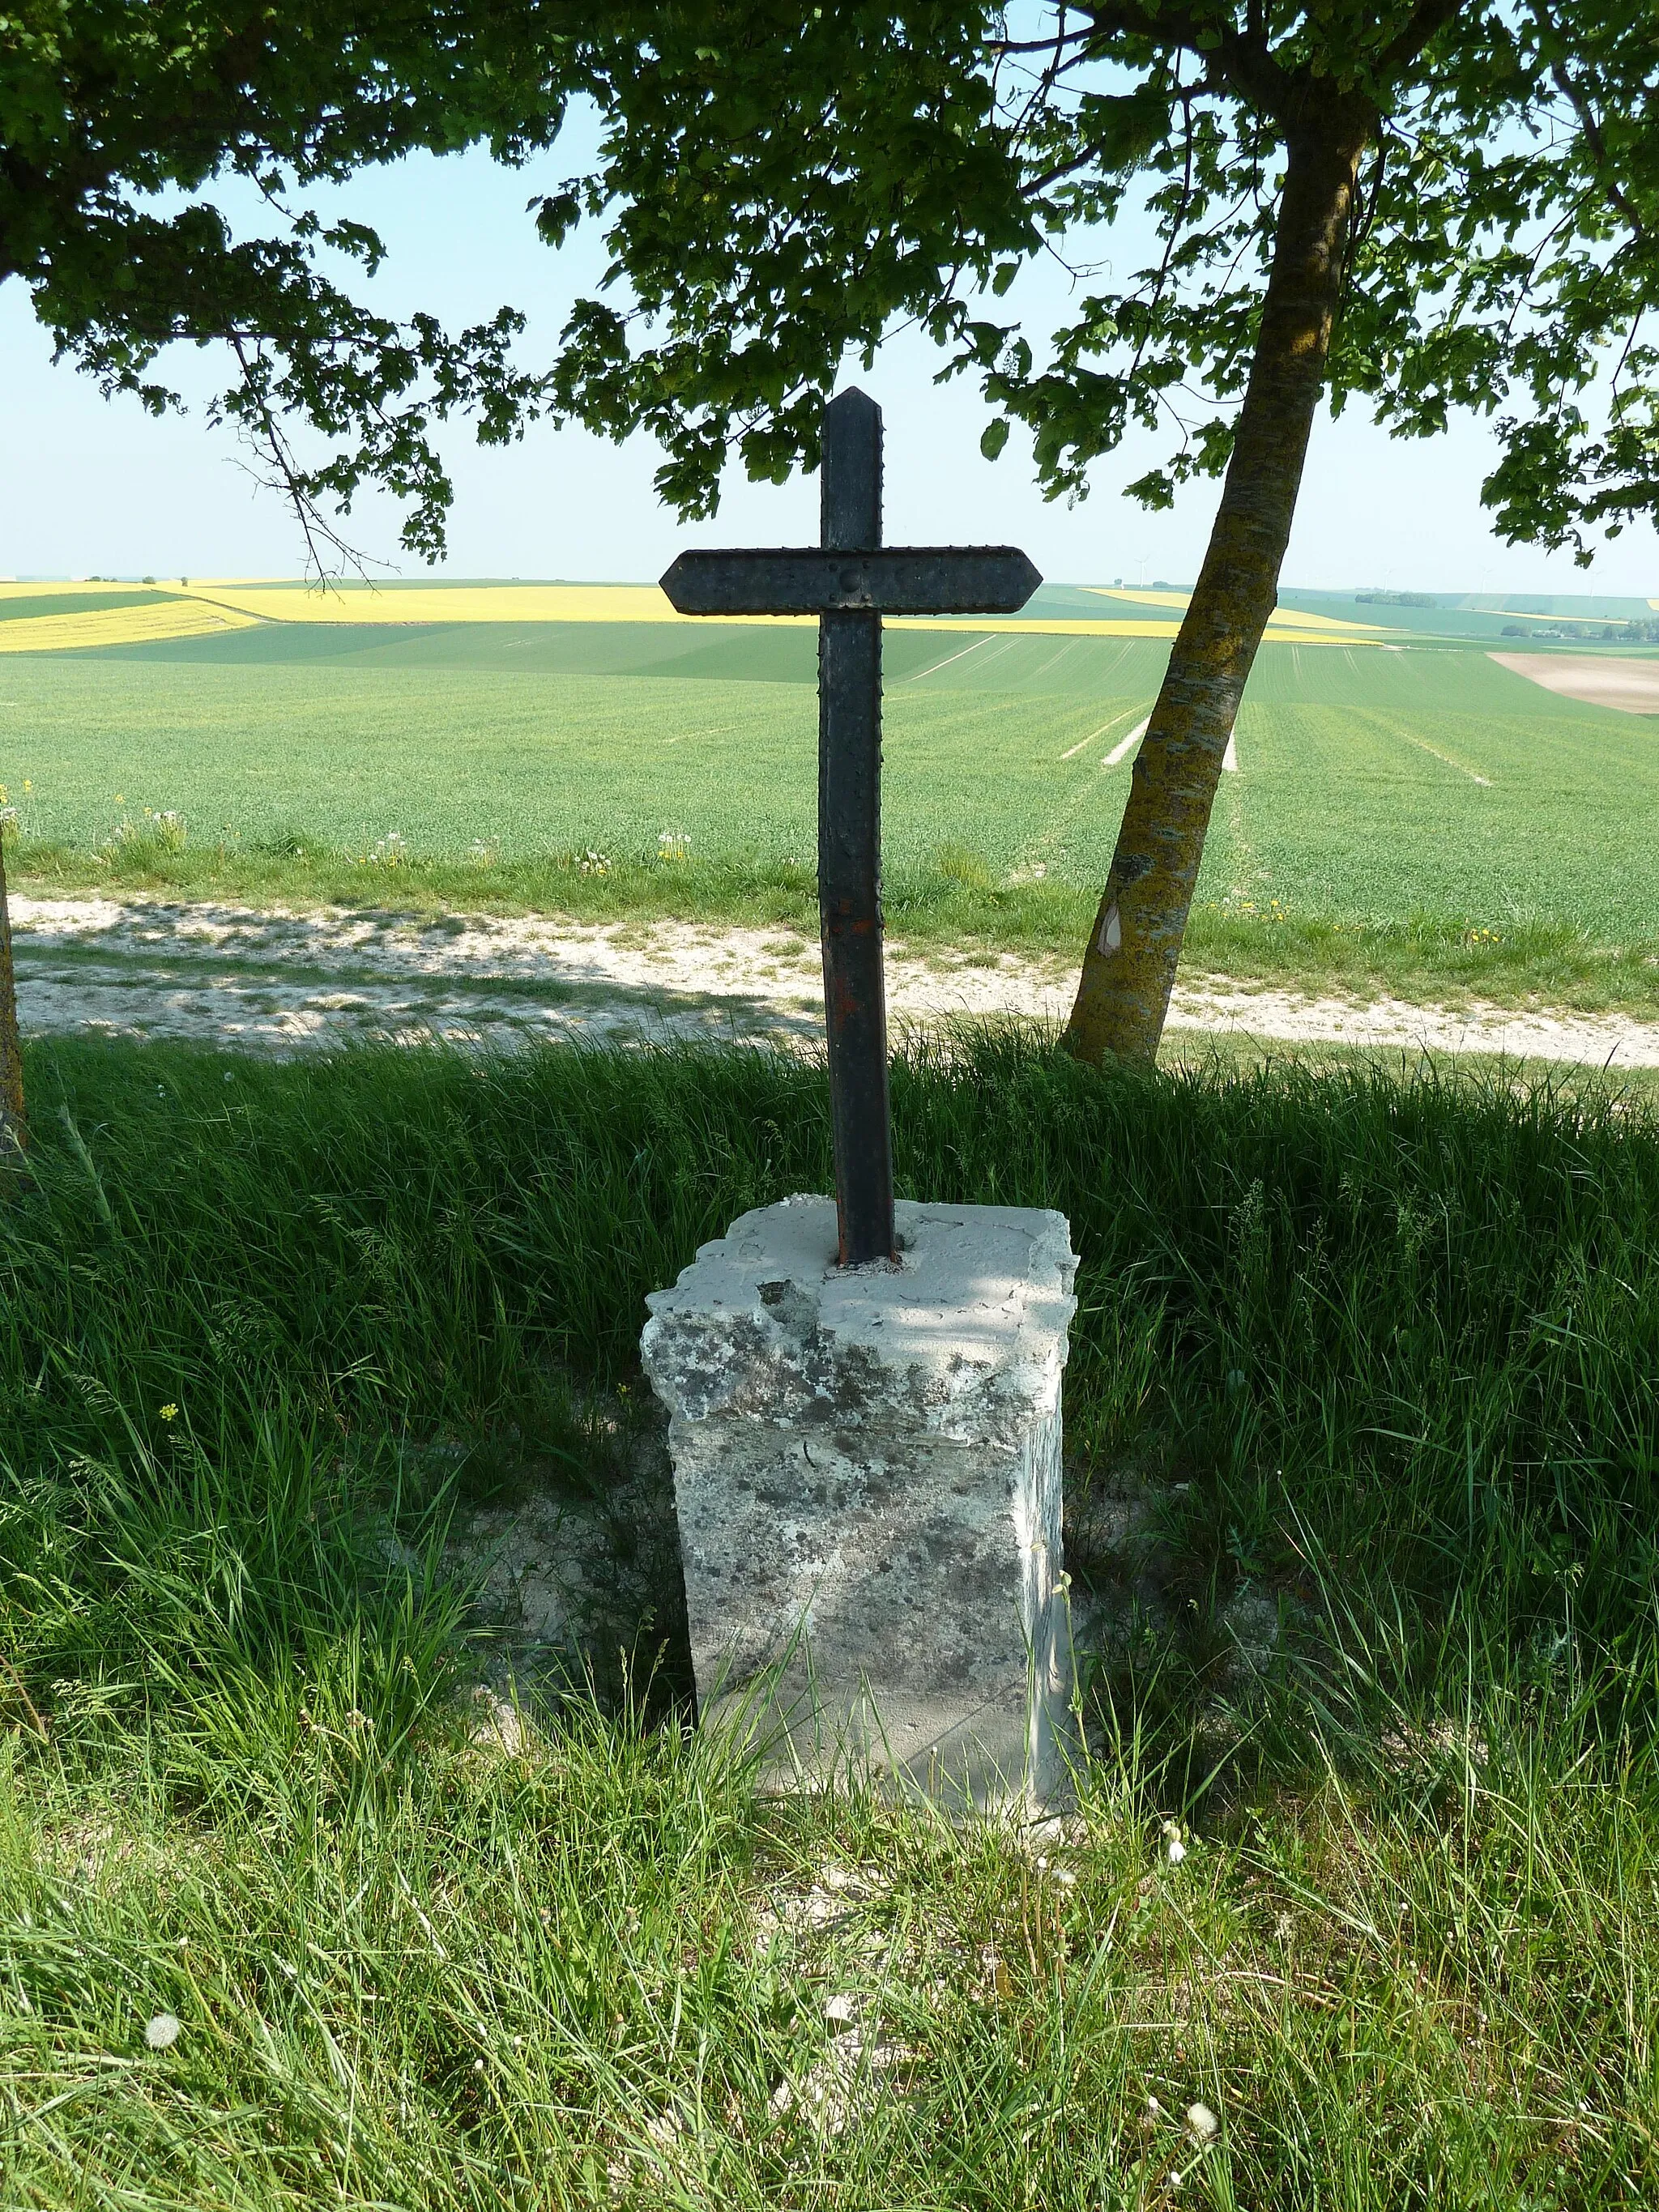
[0,0,588,562]
[546,2,1657,564]
[5,3,1653,562]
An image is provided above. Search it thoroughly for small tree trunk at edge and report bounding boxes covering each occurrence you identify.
[0,829,26,1160]
[1064,113,1371,1066]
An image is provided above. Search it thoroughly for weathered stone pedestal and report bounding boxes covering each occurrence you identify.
[641,1195,1079,1812]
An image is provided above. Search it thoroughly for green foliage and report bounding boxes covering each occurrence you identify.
[8,6,1654,560]
[0,0,586,562]
[543,2,1034,517]
[538,3,1657,554]
[1465,5,1659,559]
[2,1037,1659,2200]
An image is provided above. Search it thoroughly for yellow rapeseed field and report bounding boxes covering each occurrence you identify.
[176,582,682,626]
[0,581,160,600]
[168,580,1377,646]
[0,597,260,654]
[0,576,1384,649]
[1086,586,1198,612]
[1086,585,1387,640]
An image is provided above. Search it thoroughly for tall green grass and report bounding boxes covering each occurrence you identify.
[2,1036,1657,2205]
[14,829,1659,1013]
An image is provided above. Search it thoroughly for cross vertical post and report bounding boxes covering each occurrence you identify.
[657,390,1042,1272]
[817,389,893,1266]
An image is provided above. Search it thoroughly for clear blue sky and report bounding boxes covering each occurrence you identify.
[3,135,1654,596]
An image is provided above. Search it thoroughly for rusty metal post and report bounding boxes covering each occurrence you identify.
[0,828,26,1160]
[817,390,893,1265]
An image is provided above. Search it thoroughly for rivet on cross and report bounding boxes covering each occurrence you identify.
[660,388,1042,1266]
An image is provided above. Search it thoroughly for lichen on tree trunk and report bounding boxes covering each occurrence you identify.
[0,831,25,1160]
[1064,112,1373,1067]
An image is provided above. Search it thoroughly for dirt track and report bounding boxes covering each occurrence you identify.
[10,892,1659,1068]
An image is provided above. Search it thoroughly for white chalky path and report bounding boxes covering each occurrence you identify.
[9,892,1659,1067]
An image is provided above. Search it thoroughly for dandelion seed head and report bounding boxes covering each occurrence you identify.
[144,2013,181,2051]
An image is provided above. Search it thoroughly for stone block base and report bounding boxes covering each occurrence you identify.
[641,1195,1079,1812]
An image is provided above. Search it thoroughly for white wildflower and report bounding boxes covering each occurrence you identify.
[1186,2101,1219,2144]
[144,2013,181,2051]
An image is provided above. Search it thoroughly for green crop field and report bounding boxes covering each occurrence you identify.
[4,619,1657,955]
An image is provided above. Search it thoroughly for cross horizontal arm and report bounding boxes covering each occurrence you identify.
[660,548,1043,619]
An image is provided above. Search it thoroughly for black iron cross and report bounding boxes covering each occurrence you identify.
[660,389,1041,1266]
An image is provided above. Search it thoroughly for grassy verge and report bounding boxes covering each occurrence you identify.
[10,831,1659,1015]
[2,1035,1658,2205]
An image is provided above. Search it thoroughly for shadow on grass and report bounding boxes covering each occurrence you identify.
[4,1034,1659,2201]
[4,1025,1655,1822]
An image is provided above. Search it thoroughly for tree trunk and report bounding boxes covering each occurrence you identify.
[0,830,25,1160]
[1063,111,1372,1064]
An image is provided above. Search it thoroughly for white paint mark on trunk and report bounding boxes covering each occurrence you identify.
[1222,731,1239,773]
[1103,718,1149,766]
[1098,902,1123,956]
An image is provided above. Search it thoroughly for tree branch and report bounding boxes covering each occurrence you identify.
[1548,58,1646,240]
[989,28,1094,56]
[1022,141,1113,197]
[1081,3,1297,123]
[226,334,382,588]
[1377,0,1468,81]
